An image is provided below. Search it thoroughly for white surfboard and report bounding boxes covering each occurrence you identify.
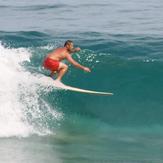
[40,76,113,96]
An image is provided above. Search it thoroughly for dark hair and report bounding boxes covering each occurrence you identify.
[64,40,73,47]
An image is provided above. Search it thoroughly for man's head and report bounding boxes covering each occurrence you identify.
[64,40,74,51]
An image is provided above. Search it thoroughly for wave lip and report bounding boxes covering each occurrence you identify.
[0,42,32,137]
[0,42,62,137]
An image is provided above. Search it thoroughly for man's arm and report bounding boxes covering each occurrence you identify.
[66,54,91,72]
[69,47,81,54]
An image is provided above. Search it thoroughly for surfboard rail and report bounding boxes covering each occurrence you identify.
[40,76,113,96]
[59,84,113,96]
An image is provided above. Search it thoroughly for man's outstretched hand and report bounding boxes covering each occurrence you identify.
[75,47,81,52]
[70,47,81,53]
[83,67,91,72]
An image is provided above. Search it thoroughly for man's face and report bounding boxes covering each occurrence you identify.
[67,43,74,50]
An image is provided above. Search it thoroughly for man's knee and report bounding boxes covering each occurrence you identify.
[59,63,68,69]
[64,64,68,70]
[63,64,68,72]
[60,63,68,71]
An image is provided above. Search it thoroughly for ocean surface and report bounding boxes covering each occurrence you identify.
[0,0,163,162]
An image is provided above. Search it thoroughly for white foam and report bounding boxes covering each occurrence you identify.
[0,42,62,137]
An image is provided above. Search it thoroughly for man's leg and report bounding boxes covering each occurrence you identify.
[50,71,57,77]
[56,62,68,81]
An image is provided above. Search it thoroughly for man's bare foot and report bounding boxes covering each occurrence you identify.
[54,79,61,82]
[50,71,57,77]
[54,79,65,87]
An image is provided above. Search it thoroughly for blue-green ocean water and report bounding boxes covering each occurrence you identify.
[0,0,163,163]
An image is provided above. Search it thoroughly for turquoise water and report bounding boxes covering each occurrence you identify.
[0,0,163,163]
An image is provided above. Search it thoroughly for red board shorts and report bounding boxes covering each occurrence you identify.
[43,57,60,71]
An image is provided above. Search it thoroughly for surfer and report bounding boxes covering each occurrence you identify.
[43,40,91,81]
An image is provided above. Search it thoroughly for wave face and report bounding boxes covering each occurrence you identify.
[0,31,163,138]
[0,40,62,137]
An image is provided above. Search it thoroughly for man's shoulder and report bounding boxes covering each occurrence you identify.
[53,47,65,53]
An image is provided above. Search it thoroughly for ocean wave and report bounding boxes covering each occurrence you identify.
[0,43,62,137]
[0,32,163,136]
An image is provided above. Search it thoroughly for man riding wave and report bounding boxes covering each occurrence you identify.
[43,40,91,81]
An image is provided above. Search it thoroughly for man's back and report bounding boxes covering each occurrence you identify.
[47,47,68,61]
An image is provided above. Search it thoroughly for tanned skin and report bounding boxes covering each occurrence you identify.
[44,41,91,81]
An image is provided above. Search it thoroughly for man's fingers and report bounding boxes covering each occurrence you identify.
[84,67,91,72]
